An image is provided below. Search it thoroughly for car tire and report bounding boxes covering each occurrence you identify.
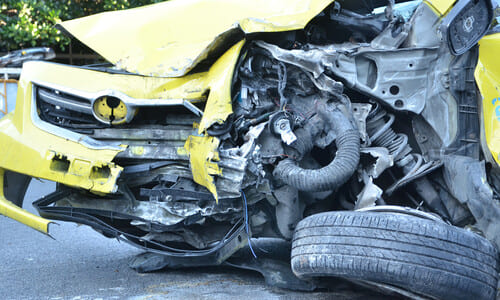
[291,211,499,300]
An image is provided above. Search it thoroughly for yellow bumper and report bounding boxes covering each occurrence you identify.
[0,168,52,234]
[0,39,245,231]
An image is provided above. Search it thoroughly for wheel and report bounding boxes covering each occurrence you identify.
[291,211,499,300]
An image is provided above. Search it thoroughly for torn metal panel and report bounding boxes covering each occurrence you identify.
[254,41,334,80]
[418,46,459,150]
[360,147,394,178]
[216,152,249,199]
[351,103,372,146]
[370,18,412,50]
[355,176,383,209]
[37,188,250,260]
[2,2,499,294]
[331,47,440,114]
[403,2,443,48]
[58,0,334,78]
[55,185,243,228]
[255,40,439,113]
[443,155,500,249]
[181,135,222,201]
[198,40,245,134]
[273,185,301,239]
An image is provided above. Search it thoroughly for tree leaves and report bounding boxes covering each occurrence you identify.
[0,0,165,52]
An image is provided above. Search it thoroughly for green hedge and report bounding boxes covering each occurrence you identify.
[0,0,165,52]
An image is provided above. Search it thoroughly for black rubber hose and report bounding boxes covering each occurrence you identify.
[273,107,360,192]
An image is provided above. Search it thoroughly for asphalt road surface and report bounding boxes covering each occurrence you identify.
[0,180,391,300]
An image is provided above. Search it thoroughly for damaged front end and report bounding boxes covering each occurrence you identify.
[1,0,500,298]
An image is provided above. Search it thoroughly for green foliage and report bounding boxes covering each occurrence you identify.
[0,0,165,52]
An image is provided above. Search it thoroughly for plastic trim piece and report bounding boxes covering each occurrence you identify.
[32,80,204,125]
[30,86,123,151]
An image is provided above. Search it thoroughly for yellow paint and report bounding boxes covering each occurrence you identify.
[0,0,335,228]
[21,61,210,101]
[0,65,124,194]
[93,97,128,125]
[424,0,456,15]
[199,40,245,134]
[0,168,52,234]
[183,135,222,202]
[475,33,500,165]
[0,38,244,204]
[180,41,246,199]
[58,0,334,77]
[130,146,145,156]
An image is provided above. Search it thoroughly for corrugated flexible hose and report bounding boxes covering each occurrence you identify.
[273,106,360,192]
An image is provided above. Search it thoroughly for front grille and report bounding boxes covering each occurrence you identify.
[36,86,106,134]
[35,85,202,136]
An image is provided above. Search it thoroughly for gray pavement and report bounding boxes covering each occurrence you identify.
[0,180,386,300]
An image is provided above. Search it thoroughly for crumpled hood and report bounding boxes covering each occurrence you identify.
[58,0,334,78]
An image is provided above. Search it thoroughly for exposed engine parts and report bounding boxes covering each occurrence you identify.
[32,0,500,272]
[366,104,413,169]
[2,0,498,298]
[273,108,360,192]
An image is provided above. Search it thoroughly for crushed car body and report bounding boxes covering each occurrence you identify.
[1,0,499,299]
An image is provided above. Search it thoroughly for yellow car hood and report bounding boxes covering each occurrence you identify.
[58,0,334,77]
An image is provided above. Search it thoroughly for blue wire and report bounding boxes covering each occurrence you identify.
[241,190,257,258]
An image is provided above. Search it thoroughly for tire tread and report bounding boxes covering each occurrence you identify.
[291,211,499,300]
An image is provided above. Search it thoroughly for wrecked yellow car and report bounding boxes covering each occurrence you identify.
[1,0,499,299]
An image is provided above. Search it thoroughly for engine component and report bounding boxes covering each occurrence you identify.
[359,147,394,179]
[269,112,297,145]
[274,101,360,192]
[366,104,413,169]
[254,40,439,114]
[351,103,372,146]
[366,104,450,218]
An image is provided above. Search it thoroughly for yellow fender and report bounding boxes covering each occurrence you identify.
[475,33,500,164]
